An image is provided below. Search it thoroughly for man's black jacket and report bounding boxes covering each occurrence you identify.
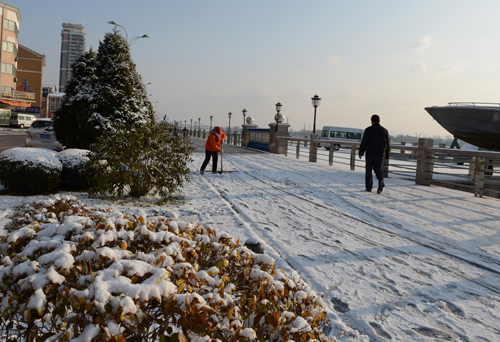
[359,123,390,159]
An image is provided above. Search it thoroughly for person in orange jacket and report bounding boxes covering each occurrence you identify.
[200,126,226,174]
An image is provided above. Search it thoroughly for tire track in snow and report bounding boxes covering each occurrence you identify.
[189,154,500,341]
[218,155,500,296]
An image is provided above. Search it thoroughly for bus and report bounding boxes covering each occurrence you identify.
[318,126,364,150]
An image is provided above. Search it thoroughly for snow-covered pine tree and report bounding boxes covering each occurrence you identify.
[53,49,97,149]
[90,28,154,133]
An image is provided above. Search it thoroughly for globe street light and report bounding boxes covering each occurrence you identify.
[311,94,321,134]
[210,115,213,131]
[242,109,247,125]
[274,102,282,132]
[228,112,232,131]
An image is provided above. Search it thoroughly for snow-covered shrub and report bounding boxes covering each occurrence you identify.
[88,119,194,198]
[0,147,61,194]
[3,195,103,234]
[0,197,331,341]
[56,149,90,191]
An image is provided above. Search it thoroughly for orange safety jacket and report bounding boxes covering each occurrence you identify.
[205,132,226,152]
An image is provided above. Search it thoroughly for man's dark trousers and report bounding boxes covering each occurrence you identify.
[365,155,384,190]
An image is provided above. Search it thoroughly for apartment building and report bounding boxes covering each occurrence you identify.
[0,2,33,121]
[15,44,45,116]
[59,23,85,93]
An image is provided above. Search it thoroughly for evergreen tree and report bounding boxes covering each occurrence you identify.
[90,29,154,134]
[52,49,97,149]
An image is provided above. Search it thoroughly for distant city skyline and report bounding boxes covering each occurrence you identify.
[17,0,500,137]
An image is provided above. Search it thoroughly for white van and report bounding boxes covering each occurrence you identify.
[9,113,36,128]
[319,126,364,150]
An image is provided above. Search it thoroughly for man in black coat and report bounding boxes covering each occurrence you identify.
[359,114,390,194]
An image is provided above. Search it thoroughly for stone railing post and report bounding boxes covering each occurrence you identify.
[474,157,485,198]
[382,158,389,178]
[309,134,319,162]
[411,141,418,159]
[269,123,290,154]
[350,146,356,171]
[329,144,334,165]
[296,141,300,159]
[400,141,406,154]
[416,138,434,186]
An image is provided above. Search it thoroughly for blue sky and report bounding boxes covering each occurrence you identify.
[17,0,500,137]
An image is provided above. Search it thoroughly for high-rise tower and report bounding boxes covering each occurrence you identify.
[59,23,85,93]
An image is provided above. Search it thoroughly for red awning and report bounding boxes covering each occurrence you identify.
[0,99,31,107]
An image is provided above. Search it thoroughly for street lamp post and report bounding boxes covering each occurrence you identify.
[274,102,282,132]
[311,94,321,134]
[228,112,232,131]
[198,118,201,137]
[242,109,247,125]
[210,115,213,131]
[130,34,150,46]
[107,21,149,46]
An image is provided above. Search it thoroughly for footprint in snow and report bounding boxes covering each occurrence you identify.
[369,322,392,340]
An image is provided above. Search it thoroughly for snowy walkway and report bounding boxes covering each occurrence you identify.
[1,138,500,341]
[185,138,500,341]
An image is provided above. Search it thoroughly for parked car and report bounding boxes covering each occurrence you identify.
[25,118,63,151]
[9,113,36,128]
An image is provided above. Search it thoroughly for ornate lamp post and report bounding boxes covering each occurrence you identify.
[210,115,213,131]
[274,102,283,132]
[228,112,232,131]
[190,119,193,131]
[198,118,201,136]
[311,94,321,134]
[242,109,247,125]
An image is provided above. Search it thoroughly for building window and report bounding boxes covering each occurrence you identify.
[0,86,12,94]
[3,19,18,36]
[1,62,16,76]
[2,41,17,56]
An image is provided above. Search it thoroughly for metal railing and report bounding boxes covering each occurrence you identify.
[277,136,500,199]
[447,102,500,107]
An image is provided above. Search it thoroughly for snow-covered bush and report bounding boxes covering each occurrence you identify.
[0,196,331,341]
[0,147,62,194]
[56,149,90,191]
[88,119,194,198]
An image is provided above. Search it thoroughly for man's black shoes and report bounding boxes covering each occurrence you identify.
[377,181,385,194]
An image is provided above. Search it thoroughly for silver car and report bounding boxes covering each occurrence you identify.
[25,118,63,151]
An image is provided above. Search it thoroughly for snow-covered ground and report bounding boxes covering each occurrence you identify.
[1,137,500,341]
